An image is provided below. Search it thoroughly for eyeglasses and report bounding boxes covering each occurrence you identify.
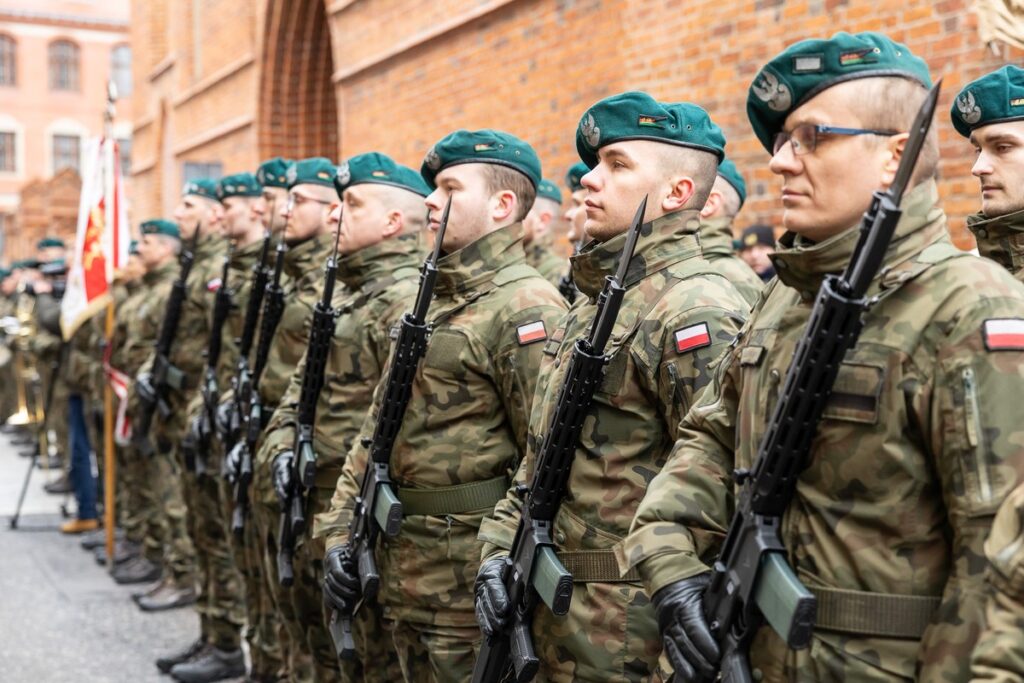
[772,124,900,156]
[285,192,334,212]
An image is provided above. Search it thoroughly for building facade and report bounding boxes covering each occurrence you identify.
[130,0,1024,250]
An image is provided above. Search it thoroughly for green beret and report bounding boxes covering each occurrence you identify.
[335,152,431,198]
[140,219,181,240]
[217,172,262,201]
[421,129,542,189]
[536,179,562,204]
[256,157,293,188]
[287,157,337,189]
[128,240,139,255]
[717,158,747,208]
[565,162,589,192]
[182,178,219,201]
[576,91,726,169]
[747,32,932,153]
[11,258,40,270]
[36,237,65,250]
[951,65,1024,138]
[0,267,10,279]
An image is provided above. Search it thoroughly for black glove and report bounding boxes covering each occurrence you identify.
[651,573,720,682]
[474,557,510,638]
[271,451,294,505]
[215,400,235,443]
[135,372,157,404]
[323,544,361,613]
[223,441,245,483]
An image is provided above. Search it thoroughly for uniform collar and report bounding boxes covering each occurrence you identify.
[195,232,224,261]
[698,215,736,257]
[770,181,946,296]
[144,259,177,285]
[230,236,264,270]
[434,223,526,296]
[337,233,423,290]
[571,209,703,298]
[284,231,335,281]
[967,206,1024,277]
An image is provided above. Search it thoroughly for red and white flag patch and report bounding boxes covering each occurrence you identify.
[516,320,548,346]
[674,322,711,354]
[983,318,1024,351]
[207,277,222,292]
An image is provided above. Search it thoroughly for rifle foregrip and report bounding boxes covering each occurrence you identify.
[509,620,540,683]
[330,612,357,661]
[289,494,306,537]
[718,647,754,683]
[357,545,380,600]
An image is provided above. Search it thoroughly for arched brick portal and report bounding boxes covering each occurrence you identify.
[258,0,338,160]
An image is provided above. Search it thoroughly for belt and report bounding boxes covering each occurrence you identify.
[810,585,941,639]
[397,476,509,517]
[559,549,640,583]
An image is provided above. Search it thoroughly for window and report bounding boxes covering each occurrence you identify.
[49,40,79,91]
[0,132,14,172]
[117,137,131,175]
[0,35,14,85]
[183,161,222,182]
[53,134,80,173]
[111,45,131,97]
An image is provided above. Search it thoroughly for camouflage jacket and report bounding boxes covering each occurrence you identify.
[324,223,567,627]
[220,237,266,384]
[110,279,145,375]
[524,236,568,290]
[626,182,1024,682]
[478,210,750,681]
[125,260,177,414]
[699,216,765,307]
[261,234,423,492]
[968,207,1024,283]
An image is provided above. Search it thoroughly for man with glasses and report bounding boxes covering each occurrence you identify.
[626,32,1024,682]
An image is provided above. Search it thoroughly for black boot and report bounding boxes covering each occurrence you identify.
[170,647,245,683]
[156,638,207,674]
[112,556,162,585]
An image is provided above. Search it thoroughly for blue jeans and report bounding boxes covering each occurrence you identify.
[68,394,97,520]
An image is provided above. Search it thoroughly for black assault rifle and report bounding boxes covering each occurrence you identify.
[697,81,942,683]
[133,226,201,457]
[277,223,342,587]
[471,197,648,683]
[328,197,451,660]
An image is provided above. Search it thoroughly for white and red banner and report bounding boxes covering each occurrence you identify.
[60,136,130,341]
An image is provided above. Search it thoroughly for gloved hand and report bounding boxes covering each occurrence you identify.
[135,372,157,404]
[215,400,235,443]
[322,544,361,613]
[474,557,510,637]
[271,451,294,505]
[223,441,245,483]
[187,413,207,445]
[651,573,720,682]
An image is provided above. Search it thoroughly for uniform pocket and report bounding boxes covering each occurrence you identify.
[822,362,884,425]
[422,328,469,375]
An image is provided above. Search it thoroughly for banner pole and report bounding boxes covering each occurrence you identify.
[102,81,117,569]
[104,300,115,568]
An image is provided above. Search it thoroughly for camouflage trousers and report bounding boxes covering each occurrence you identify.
[115,443,149,546]
[389,618,479,683]
[153,415,197,584]
[219,474,285,680]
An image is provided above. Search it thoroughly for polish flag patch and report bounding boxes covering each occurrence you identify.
[983,318,1024,351]
[516,320,548,346]
[207,277,222,292]
[674,322,712,354]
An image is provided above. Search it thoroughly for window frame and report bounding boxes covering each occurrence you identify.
[0,34,16,86]
[49,39,80,92]
[52,133,81,174]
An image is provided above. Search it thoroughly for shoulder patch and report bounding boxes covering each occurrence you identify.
[516,320,547,346]
[983,319,1024,351]
[206,277,222,292]
[674,322,711,354]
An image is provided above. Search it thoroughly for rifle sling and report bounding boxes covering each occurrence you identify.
[809,585,940,639]
[558,549,640,583]
[397,476,508,517]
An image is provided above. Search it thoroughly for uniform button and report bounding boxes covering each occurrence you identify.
[976,228,988,239]
[555,530,566,544]
[770,369,780,382]
[554,358,561,368]
[752,669,764,681]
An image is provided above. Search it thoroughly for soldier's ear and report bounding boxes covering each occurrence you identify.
[664,174,695,214]
[383,210,403,238]
[701,188,723,219]
[879,132,909,192]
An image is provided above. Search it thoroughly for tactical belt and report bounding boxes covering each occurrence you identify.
[810,585,941,639]
[558,549,640,583]
[397,476,509,517]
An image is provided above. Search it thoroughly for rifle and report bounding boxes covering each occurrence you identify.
[471,197,648,683]
[133,226,201,457]
[231,238,287,535]
[698,81,942,683]
[329,198,451,659]
[277,223,342,587]
[556,240,582,304]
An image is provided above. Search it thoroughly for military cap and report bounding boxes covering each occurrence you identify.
[128,240,139,256]
[747,32,932,153]
[717,158,747,208]
[256,157,293,188]
[536,178,563,204]
[287,157,337,189]
[11,258,40,270]
[951,65,1024,138]
[565,162,589,192]
[735,224,775,251]
[36,237,66,250]
[0,267,9,279]
[421,129,542,189]
[182,178,219,201]
[576,91,726,169]
[140,219,181,239]
[335,152,431,198]
[217,172,262,201]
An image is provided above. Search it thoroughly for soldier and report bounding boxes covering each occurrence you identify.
[626,32,1024,682]
[474,92,751,681]
[522,178,569,289]
[321,129,567,682]
[697,157,764,306]
[260,152,428,682]
[951,65,1024,282]
[564,161,588,245]
[735,223,777,281]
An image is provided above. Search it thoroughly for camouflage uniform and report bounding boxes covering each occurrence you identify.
[625,182,1024,682]
[699,215,765,307]
[261,233,423,683]
[479,211,750,682]
[324,223,567,682]
[967,208,1024,284]
[524,236,568,291]
[32,291,70,469]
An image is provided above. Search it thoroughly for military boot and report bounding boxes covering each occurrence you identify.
[112,556,162,585]
[94,539,140,566]
[169,647,245,683]
[131,575,168,602]
[137,580,197,612]
[156,638,208,674]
